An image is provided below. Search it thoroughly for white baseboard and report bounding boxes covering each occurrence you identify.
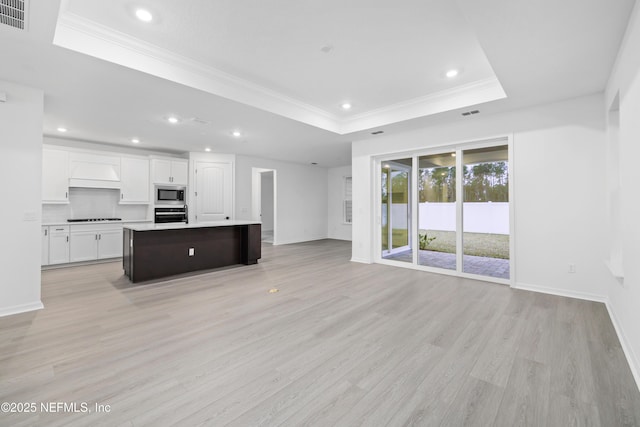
[513,281,607,303]
[0,301,44,318]
[514,281,639,391]
[272,236,328,246]
[350,257,372,264]
[605,301,640,392]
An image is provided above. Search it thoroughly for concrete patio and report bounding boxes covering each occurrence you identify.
[383,249,510,279]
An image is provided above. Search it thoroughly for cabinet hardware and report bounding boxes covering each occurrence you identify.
[65,191,68,199]
[95,234,98,240]
[44,229,48,236]
[66,236,69,242]
[121,194,124,199]
[99,234,101,240]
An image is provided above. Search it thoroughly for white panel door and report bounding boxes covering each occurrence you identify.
[195,161,232,222]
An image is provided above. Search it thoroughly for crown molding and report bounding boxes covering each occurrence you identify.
[338,77,506,134]
[53,7,506,135]
[53,10,343,132]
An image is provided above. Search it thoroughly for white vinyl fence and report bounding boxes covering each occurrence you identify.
[383,202,509,235]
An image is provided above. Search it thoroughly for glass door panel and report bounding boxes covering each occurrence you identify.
[462,145,510,279]
[417,152,457,270]
[381,159,412,263]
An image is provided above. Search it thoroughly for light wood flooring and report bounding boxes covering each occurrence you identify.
[1,239,639,426]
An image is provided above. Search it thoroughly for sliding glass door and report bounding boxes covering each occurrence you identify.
[381,159,412,263]
[462,145,510,279]
[378,141,511,283]
[417,152,457,270]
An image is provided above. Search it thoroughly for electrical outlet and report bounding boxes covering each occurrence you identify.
[568,264,576,273]
[189,248,195,256]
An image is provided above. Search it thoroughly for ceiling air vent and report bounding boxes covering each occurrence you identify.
[0,0,26,30]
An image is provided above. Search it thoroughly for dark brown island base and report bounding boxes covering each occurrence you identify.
[123,221,261,283]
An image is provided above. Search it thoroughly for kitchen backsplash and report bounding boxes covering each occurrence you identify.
[42,188,150,223]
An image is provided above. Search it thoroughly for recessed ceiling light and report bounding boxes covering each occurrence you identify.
[131,138,140,144]
[167,116,179,124]
[446,69,459,78]
[341,103,352,110]
[205,147,211,152]
[232,130,242,137]
[135,9,153,22]
[57,127,67,133]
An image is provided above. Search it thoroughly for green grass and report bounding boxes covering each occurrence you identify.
[384,228,509,259]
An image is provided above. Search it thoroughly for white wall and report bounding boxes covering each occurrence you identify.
[235,155,328,245]
[605,0,640,389]
[260,171,274,231]
[0,81,44,316]
[352,93,609,301]
[327,165,352,241]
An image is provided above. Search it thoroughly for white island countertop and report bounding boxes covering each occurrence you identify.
[124,220,261,232]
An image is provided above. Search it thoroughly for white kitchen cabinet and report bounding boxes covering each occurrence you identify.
[120,157,150,204]
[49,226,70,264]
[70,229,99,262]
[41,226,49,266]
[70,224,123,262]
[151,159,188,185]
[97,228,123,259]
[42,149,69,203]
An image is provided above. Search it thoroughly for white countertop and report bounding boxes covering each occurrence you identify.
[125,220,261,232]
[43,219,153,226]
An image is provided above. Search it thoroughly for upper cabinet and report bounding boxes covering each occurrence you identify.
[120,156,150,204]
[42,149,69,204]
[151,158,188,185]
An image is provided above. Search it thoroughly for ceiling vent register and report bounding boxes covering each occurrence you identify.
[0,0,26,30]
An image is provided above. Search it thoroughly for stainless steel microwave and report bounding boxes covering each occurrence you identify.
[155,186,186,205]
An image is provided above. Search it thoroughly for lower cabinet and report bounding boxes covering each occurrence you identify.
[48,226,70,265]
[97,228,123,259]
[70,224,123,262]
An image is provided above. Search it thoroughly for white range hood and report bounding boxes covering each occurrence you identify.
[68,152,121,189]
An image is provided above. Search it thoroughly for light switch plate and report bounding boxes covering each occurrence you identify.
[189,248,195,256]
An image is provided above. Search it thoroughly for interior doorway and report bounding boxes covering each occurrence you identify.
[251,168,277,245]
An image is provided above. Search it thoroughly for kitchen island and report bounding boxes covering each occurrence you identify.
[123,221,261,283]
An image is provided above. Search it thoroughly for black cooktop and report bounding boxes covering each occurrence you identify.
[67,218,122,222]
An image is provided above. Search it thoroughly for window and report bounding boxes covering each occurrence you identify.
[344,176,353,224]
